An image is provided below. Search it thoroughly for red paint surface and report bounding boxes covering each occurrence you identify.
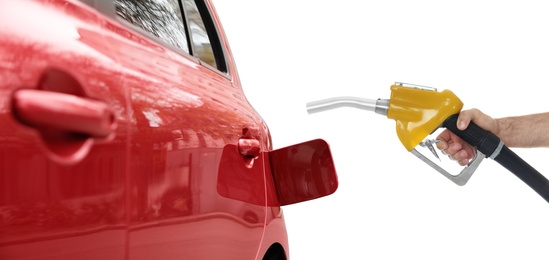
[0,1,337,259]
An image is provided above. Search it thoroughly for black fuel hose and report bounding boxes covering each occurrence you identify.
[443,114,549,204]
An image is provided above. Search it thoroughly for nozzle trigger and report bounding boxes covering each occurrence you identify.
[419,139,441,161]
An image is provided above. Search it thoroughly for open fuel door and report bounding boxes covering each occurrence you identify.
[269,139,338,206]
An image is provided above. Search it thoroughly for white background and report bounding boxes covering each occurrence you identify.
[211,1,549,259]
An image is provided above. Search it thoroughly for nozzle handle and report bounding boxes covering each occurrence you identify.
[442,114,503,159]
[444,114,549,203]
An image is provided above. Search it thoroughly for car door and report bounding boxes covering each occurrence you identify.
[99,0,268,258]
[0,1,128,259]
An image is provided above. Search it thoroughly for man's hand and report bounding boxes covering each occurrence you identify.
[436,109,498,166]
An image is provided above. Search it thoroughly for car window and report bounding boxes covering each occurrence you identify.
[113,0,227,73]
[182,0,227,72]
[182,0,216,69]
[113,0,190,53]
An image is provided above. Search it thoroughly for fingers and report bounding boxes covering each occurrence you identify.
[435,129,476,165]
[435,130,452,148]
[457,158,470,166]
[434,108,489,166]
[448,148,469,162]
[438,141,474,165]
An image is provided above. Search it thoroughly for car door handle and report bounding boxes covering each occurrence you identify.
[12,89,116,137]
[238,138,260,158]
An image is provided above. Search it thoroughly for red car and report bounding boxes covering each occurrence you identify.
[0,0,338,259]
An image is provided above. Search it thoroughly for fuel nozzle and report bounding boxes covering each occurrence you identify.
[307,82,463,150]
[306,82,484,186]
[306,96,390,116]
[307,82,549,203]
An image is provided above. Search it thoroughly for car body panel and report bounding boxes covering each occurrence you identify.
[0,1,128,259]
[98,12,268,258]
[0,0,339,259]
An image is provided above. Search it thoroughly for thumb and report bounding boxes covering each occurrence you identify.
[457,108,493,131]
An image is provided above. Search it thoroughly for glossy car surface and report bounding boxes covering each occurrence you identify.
[0,0,338,259]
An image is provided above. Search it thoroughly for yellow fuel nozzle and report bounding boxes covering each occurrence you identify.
[306,83,484,186]
[387,82,463,152]
[306,83,549,201]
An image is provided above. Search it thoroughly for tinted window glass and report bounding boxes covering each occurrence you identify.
[183,0,217,68]
[114,0,190,53]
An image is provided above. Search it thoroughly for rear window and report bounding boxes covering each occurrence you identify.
[114,0,190,53]
[113,0,227,72]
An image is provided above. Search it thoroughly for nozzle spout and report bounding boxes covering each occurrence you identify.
[306,96,389,116]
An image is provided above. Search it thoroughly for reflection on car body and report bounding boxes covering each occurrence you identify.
[0,0,338,259]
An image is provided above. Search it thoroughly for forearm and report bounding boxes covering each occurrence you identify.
[495,112,549,148]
